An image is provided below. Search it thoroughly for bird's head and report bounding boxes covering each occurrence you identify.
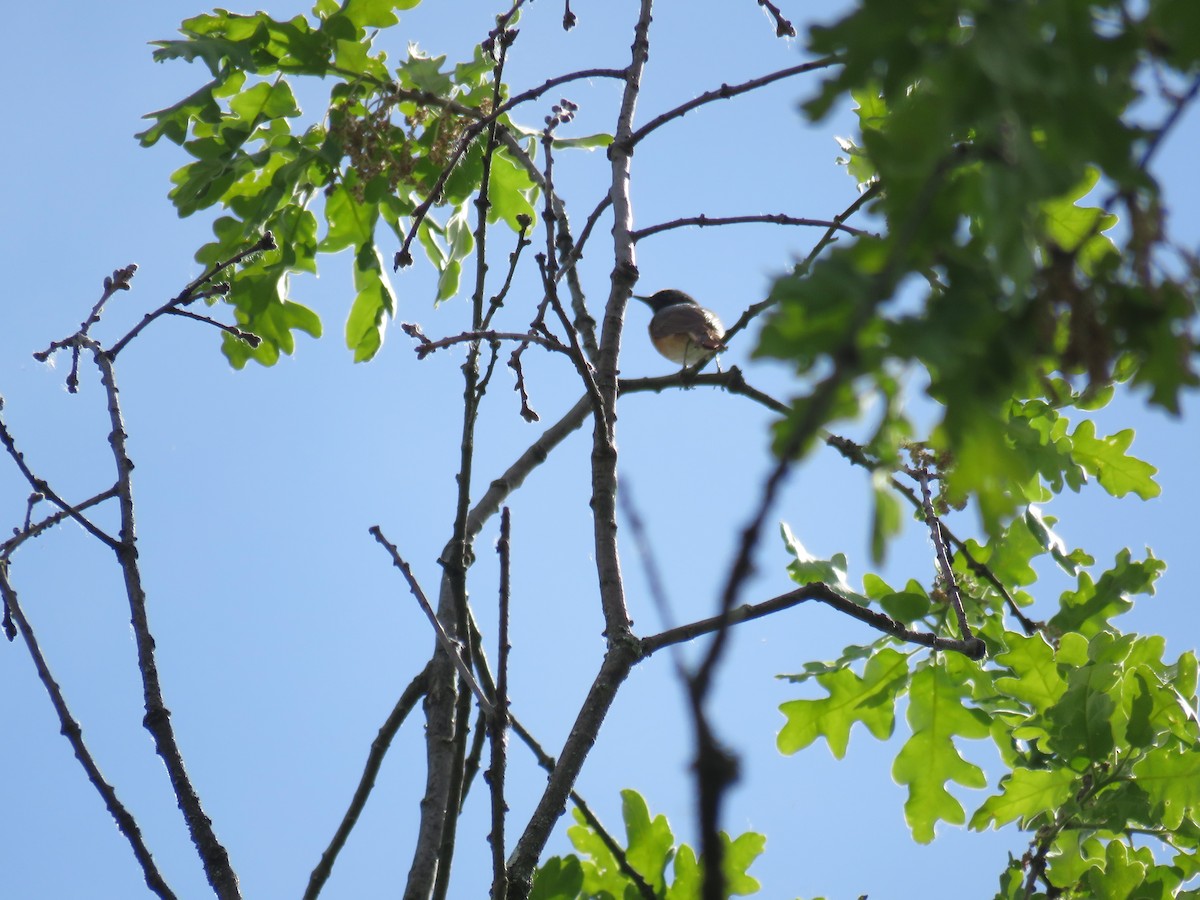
[632,289,698,313]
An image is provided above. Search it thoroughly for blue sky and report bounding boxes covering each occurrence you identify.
[1,2,1197,898]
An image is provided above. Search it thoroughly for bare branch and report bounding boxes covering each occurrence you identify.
[506,642,641,897]
[632,213,873,244]
[507,716,658,900]
[85,339,242,899]
[369,527,495,719]
[304,665,430,900]
[0,411,120,551]
[0,567,178,900]
[33,264,138,392]
[642,583,987,659]
[165,308,262,347]
[720,182,882,347]
[754,0,797,37]
[629,58,840,146]
[489,508,513,900]
[911,465,986,658]
[1,487,119,562]
[106,233,274,360]
[403,325,572,359]
[1138,71,1200,171]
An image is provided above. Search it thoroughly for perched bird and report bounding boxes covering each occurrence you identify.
[633,289,727,368]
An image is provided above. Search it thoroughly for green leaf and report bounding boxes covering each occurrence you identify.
[1039,167,1119,272]
[337,0,422,30]
[778,647,908,758]
[1069,420,1160,500]
[319,182,379,253]
[878,588,931,625]
[228,80,302,123]
[1133,747,1200,831]
[137,79,226,147]
[780,523,863,602]
[399,47,452,94]
[345,242,396,361]
[892,665,990,843]
[621,789,673,893]
[666,845,701,900]
[436,259,462,303]
[1084,842,1158,900]
[568,791,763,899]
[869,471,903,565]
[530,856,584,900]
[969,766,1077,831]
[487,147,538,231]
[550,132,614,150]
[1045,657,1122,766]
[663,834,764,900]
[1050,549,1165,636]
[568,809,626,899]
[993,632,1068,713]
[721,831,765,896]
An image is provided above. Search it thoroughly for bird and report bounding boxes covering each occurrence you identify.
[632,289,727,368]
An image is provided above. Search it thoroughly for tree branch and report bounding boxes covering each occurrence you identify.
[0,566,178,900]
[488,508,512,900]
[369,527,495,719]
[631,213,872,243]
[0,407,120,551]
[85,339,241,899]
[304,665,431,900]
[105,233,274,360]
[642,583,987,659]
[629,58,840,146]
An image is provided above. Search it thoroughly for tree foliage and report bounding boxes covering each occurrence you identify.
[4,1,1200,899]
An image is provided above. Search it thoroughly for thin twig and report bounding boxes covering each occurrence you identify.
[912,466,985,657]
[393,67,626,270]
[631,212,872,243]
[630,58,840,146]
[0,413,120,551]
[719,182,882,348]
[539,254,607,429]
[166,308,262,347]
[0,567,178,900]
[106,232,274,360]
[404,325,572,359]
[492,126,600,362]
[642,583,986,660]
[368,526,495,719]
[823,434,1040,635]
[481,214,534,330]
[0,487,119,561]
[461,707,490,808]
[754,0,796,37]
[32,264,138,392]
[303,665,430,900]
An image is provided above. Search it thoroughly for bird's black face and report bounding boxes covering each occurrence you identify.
[633,289,698,313]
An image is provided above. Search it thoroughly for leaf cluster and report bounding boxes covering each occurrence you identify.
[139,0,544,364]
[759,0,1200,529]
[776,498,1199,896]
[531,790,764,900]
